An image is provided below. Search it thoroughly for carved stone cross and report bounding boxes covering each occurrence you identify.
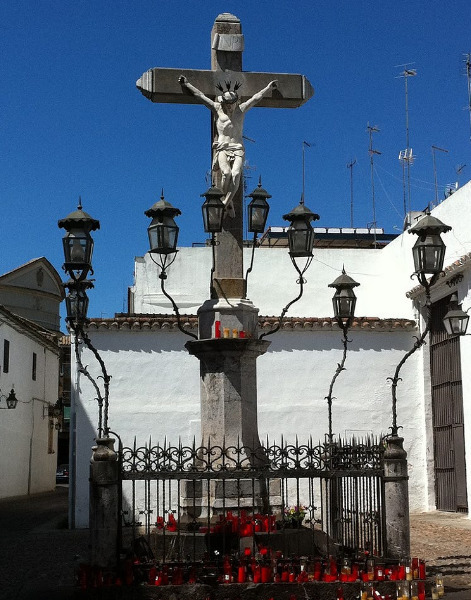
[137,12,313,299]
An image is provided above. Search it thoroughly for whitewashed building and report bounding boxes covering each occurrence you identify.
[0,258,63,499]
[71,180,471,527]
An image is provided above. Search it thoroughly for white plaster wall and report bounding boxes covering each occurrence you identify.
[131,244,416,321]
[73,324,427,525]
[0,322,59,498]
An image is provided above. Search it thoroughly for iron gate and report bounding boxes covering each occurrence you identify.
[117,436,386,562]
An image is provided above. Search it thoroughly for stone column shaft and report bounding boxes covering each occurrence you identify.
[89,438,120,570]
[383,436,411,559]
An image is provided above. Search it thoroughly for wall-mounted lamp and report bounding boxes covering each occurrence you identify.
[0,388,18,410]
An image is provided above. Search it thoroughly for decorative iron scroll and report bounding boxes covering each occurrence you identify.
[120,437,384,479]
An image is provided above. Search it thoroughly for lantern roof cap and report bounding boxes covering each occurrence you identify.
[145,190,181,218]
[200,183,224,200]
[248,177,272,200]
[58,197,100,231]
[408,211,451,235]
[328,267,360,289]
[283,199,320,223]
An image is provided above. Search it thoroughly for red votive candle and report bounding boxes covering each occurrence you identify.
[215,321,221,338]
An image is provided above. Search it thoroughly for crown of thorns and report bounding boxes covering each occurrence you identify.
[216,81,241,94]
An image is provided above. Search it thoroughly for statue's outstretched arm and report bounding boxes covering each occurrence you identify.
[179,75,216,110]
[239,80,278,112]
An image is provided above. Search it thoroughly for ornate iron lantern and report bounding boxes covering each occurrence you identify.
[64,280,93,325]
[58,199,100,281]
[6,389,18,409]
[247,178,271,234]
[443,293,469,336]
[201,184,225,233]
[328,268,360,328]
[145,192,181,254]
[408,212,451,282]
[282,201,319,257]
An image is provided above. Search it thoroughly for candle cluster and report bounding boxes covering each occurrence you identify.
[154,510,278,535]
[214,321,247,339]
[76,552,428,594]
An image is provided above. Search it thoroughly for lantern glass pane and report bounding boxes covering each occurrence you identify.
[66,290,89,323]
[443,313,469,336]
[148,219,178,254]
[248,199,269,233]
[412,235,445,275]
[333,297,352,319]
[63,231,93,265]
[287,223,314,257]
[202,200,224,233]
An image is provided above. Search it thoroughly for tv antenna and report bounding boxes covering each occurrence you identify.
[431,145,448,205]
[302,140,313,202]
[367,124,381,247]
[347,159,356,228]
[398,149,415,218]
[396,64,417,215]
[464,54,471,142]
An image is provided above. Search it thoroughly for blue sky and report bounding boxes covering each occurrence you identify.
[2,1,471,322]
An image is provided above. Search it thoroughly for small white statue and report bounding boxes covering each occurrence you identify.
[179,76,277,217]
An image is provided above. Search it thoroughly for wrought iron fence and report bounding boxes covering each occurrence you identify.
[118,436,386,566]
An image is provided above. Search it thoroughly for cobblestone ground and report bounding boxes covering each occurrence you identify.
[1,488,471,598]
[410,510,471,594]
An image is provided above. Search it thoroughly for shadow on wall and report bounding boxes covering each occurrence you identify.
[264,329,419,354]
[82,330,192,354]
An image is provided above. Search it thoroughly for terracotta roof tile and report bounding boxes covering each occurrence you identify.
[86,314,417,332]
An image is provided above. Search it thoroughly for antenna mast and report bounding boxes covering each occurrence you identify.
[367,124,381,247]
[431,145,448,205]
[302,140,312,203]
[347,159,356,228]
[397,65,417,217]
[465,54,471,142]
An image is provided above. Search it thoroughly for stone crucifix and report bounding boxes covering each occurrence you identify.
[137,12,314,300]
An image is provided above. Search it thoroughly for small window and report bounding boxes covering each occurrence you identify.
[32,352,37,381]
[3,340,10,374]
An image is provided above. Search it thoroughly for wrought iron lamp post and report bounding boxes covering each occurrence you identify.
[325,269,360,441]
[383,211,450,560]
[58,201,111,437]
[260,198,319,339]
[245,178,271,297]
[389,211,451,436]
[201,183,225,300]
[145,191,197,340]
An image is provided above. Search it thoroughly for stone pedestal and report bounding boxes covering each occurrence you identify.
[89,437,119,570]
[383,435,411,559]
[184,306,273,518]
[185,336,269,450]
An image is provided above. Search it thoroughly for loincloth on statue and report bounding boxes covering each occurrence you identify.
[212,142,245,170]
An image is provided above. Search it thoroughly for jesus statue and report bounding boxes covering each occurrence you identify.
[179,76,277,217]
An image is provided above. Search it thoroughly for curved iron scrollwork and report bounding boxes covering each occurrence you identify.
[120,437,384,478]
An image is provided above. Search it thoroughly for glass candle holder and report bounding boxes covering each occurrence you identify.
[396,580,410,599]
